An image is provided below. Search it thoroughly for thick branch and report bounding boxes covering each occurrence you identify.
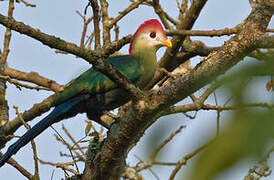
[166,27,239,37]
[92,1,273,179]
[152,1,273,111]
[257,35,274,48]
[167,28,274,37]
[5,66,62,92]
[0,75,51,91]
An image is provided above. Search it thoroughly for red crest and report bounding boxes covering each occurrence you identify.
[129,19,165,55]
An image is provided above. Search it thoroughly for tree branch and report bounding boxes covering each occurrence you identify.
[146,0,208,89]
[0,74,51,91]
[149,125,186,161]
[0,93,57,143]
[0,0,14,126]
[152,0,171,29]
[91,1,273,179]
[13,106,39,178]
[0,33,131,146]
[108,0,146,29]
[100,0,111,46]
[167,27,239,37]
[1,152,33,179]
[0,12,143,100]
[4,66,62,92]
[167,28,274,37]
[169,143,208,180]
[164,103,274,116]
[89,0,101,49]
[17,0,36,7]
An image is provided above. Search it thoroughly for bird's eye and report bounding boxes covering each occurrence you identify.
[149,32,156,38]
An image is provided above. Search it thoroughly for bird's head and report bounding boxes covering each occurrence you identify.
[129,19,172,55]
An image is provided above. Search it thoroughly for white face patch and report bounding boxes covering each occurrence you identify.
[139,30,165,47]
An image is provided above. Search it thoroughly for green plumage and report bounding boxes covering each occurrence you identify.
[54,55,142,106]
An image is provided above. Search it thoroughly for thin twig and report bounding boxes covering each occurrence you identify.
[176,0,187,15]
[87,32,94,49]
[61,124,85,156]
[108,0,146,28]
[50,170,55,180]
[76,10,93,49]
[114,24,119,41]
[199,83,221,104]
[165,103,274,116]
[17,0,36,7]
[50,126,80,174]
[183,111,197,119]
[0,0,14,64]
[134,155,160,180]
[59,152,85,162]
[189,94,197,102]
[100,0,111,46]
[76,10,85,20]
[5,66,62,92]
[150,125,186,161]
[169,144,208,180]
[159,68,176,79]
[216,110,220,136]
[13,106,39,178]
[213,91,220,136]
[0,0,15,124]
[152,0,171,29]
[0,74,51,91]
[89,0,101,49]
[153,161,177,166]
[163,11,178,26]
[0,152,33,179]
[135,161,178,172]
[39,159,79,175]
[249,0,256,9]
[202,103,274,111]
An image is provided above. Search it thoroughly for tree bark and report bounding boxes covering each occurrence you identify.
[91,1,274,179]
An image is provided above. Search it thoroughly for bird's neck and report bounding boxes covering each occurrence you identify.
[131,42,157,88]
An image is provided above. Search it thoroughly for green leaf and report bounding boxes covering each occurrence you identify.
[85,121,93,136]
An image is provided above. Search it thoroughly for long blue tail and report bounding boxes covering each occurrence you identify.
[0,95,88,167]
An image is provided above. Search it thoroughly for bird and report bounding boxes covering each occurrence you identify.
[0,19,172,167]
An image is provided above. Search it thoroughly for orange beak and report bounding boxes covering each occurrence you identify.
[162,39,172,48]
